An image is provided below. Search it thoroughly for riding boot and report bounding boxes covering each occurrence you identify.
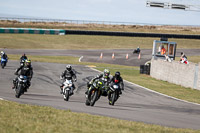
[60,88,63,94]
[85,90,88,95]
[119,90,122,95]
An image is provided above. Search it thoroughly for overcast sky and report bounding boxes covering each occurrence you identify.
[1,0,200,26]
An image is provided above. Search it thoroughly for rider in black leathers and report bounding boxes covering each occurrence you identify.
[20,53,28,66]
[111,71,124,94]
[60,65,77,95]
[13,59,33,91]
[20,53,28,61]
[86,69,111,96]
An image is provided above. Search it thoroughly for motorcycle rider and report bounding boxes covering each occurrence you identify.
[1,51,8,60]
[20,53,28,66]
[179,52,189,64]
[111,71,124,94]
[86,69,111,96]
[1,51,8,66]
[60,65,77,95]
[133,46,141,54]
[13,59,33,91]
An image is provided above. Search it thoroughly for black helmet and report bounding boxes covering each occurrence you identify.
[115,71,120,79]
[66,65,72,71]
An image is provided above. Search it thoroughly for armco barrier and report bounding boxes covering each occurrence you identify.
[0,28,65,35]
[150,59,200,90]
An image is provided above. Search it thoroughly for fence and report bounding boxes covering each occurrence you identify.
[1,17,200,27]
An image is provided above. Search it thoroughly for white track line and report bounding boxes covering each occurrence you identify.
[89,67,200,106]
[79,56,83,62]
[0,98,4,100]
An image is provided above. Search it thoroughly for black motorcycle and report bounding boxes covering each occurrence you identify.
[20,59,26,66]
[108,83,120,105]
[133,49,140,54]
[15,75,28,98]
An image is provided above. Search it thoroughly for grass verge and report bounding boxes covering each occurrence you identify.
[8,54,200,104]
[1,34,200,49]
[0,100,199,133]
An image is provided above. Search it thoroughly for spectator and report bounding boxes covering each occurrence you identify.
[179,52,189,64]
[161,45,166,55]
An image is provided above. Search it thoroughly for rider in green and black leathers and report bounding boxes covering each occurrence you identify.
[86,69,111,96]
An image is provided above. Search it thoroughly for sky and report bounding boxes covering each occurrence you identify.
[0,0,200,26]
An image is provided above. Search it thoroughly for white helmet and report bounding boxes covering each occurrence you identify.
[1,51,4,55]
[66,65,72,71]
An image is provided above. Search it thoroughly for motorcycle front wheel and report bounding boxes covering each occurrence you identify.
[109,91,117,106]
[15,84,22,98]
[1,63,5,69]
[64,90,70,101]
[89,90,98,106]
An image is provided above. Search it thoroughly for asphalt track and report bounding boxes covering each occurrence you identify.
[1,60,200,130]
[2,48,200,66]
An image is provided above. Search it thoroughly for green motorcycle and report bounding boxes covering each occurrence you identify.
[85,79,104,106]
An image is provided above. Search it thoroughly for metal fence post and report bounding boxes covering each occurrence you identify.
[193,64,199,89]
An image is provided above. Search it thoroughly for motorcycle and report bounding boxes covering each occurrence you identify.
[61,79,74,101]
[20,59,26,66]
[108,83,120,106]
[133,49,140,54]
[85,79,104,106]
[1,57,8,69]
[15,75,28,98]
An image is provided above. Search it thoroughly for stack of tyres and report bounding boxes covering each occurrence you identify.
[140,65,150,75]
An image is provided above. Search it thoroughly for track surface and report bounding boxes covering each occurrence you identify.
[2,49,200,66]
[1,60,200,129]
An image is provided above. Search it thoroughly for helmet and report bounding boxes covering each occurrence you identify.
[103,69,110,78]
[23,53,26,56]
[25,59,31,66]
[1,51,4,55]
[115,71,120,79]
[66,65,72,71]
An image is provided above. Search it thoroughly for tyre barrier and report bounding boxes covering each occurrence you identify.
[0,28,65,35]
[140,65,151,75]
[1,28,199,39]
[65,30,200,39]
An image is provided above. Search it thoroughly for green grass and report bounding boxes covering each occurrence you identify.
[1,31,200,132]
[1,34,200,49]
[187,56,200,64]
[8,54,200,104]
[0,100,199,133]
